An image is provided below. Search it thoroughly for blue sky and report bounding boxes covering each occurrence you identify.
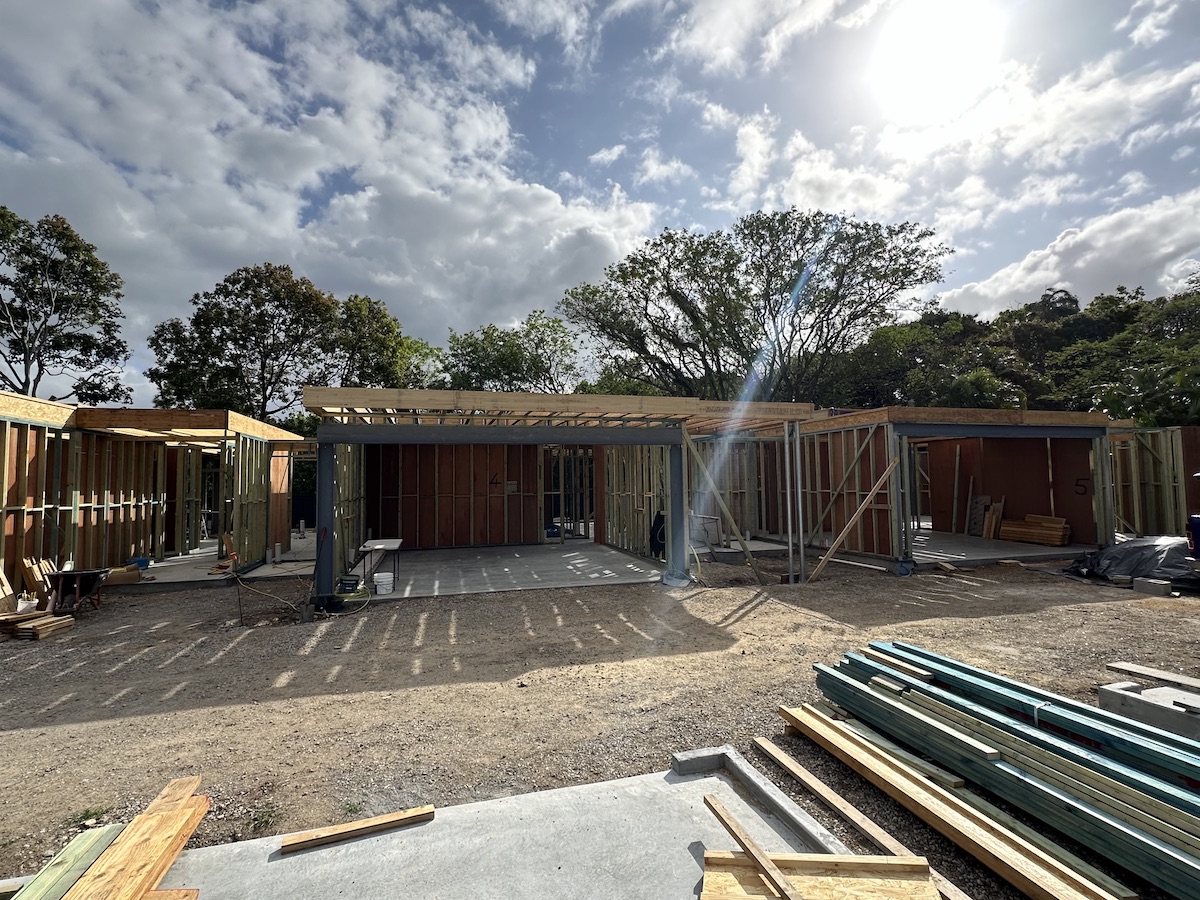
[2,0,1198,404]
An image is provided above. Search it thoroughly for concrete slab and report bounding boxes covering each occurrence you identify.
[1099,681,1200,740]
[359,543,663,599]
[911,530,1092,567]
[159,761,835,900]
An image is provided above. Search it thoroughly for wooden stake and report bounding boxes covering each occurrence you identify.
[280,805,435,854]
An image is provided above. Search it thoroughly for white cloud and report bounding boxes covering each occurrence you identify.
[876,55,1200,171]
[588,144,627,166]
[1116,0,1182,46]
[835,0,896,29]
[775,131,909,217]
[940,186,1200,316]
[725,110,779,210]
[665,0,850,75]
[635,147,698,186]
[701,103,739,131]
[0,0,662,404]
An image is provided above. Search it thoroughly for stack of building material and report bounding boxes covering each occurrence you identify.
[15,615,74,640]
[981,497,1004,539]
[998,514,1070,545]
[16,776,208,900]
[805,641,1200,899]
[0,609,51,637]
[699,851,939,899]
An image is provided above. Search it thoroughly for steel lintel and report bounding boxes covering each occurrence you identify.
[315,423,682,446]
[893,423,1107,440]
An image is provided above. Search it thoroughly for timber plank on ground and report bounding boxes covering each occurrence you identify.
[752,737,972,900]
[60,778,209,900]
[279,805,435,854]
[12,825,126,900]
[780,703,1122,900]
[700,851,939,900]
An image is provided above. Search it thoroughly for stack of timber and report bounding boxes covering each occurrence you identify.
[15,776,208,900]
[806,640,1200,899]
[998,514,1071,546]
[981,497,1004,540]
[0,610,51,637]
[15,615,74,641]
[700,852,939,899]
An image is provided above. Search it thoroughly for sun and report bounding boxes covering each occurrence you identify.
[868,0,1006,126]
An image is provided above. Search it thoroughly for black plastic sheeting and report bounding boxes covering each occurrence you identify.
[1066,535,1200,587]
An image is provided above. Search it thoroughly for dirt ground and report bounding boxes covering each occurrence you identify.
[2,557,1197,897]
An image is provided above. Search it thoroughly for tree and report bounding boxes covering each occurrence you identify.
[0,207,130,402]
[444,310,582,393]
[147,263,341,419]
[335,294,444,389]
[560,208,951,402]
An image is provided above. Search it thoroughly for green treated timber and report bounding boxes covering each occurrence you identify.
[908,690,1200,857]
[836,653,1200,814]
[816,666,1200,899]
[13,824,125,900]
[884,640,1200,757]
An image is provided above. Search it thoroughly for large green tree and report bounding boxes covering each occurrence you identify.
[445,310,581,393]
[147,263,342,419]
[0,207,130,403]
[559,208,951,402]
[336,294,444,389]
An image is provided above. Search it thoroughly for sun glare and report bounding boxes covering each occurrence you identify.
[868,0,1006,126]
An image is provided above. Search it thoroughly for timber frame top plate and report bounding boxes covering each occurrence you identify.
[302,387,829,437]
[0,390,302,444]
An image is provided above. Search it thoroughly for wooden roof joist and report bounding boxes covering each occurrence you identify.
[72,408,302,443]
[304,386,827,436]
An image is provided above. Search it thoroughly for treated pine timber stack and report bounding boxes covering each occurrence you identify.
[998,514,1070,546]
[15,615,73,640]
[809,641,1200,899]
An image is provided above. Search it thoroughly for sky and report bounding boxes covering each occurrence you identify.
[2,0,1199,405]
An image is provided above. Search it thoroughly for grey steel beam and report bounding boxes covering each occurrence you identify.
[315,440,335,596]
[315,423,682,446]
[892,423,1107,440]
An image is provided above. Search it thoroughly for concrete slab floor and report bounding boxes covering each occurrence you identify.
[911,529,1091,566]
[360,543,663,600]
[159,768,821,900]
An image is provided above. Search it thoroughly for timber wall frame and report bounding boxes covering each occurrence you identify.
[1110,427,1189,536]
[0,391,300,590]
[304,386,834,596]
[795,408,1115,563]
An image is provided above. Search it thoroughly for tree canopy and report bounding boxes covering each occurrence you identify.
[559,208,951,402]
[0,207,130,403]
[444,310,581,393]
[147,263,342,419]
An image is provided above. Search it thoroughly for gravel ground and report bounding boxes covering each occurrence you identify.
[1,557,1196,898]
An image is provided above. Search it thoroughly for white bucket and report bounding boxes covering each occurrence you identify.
[372,572,395,595]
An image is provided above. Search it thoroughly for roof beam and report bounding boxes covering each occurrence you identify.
[316,423,682,446]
